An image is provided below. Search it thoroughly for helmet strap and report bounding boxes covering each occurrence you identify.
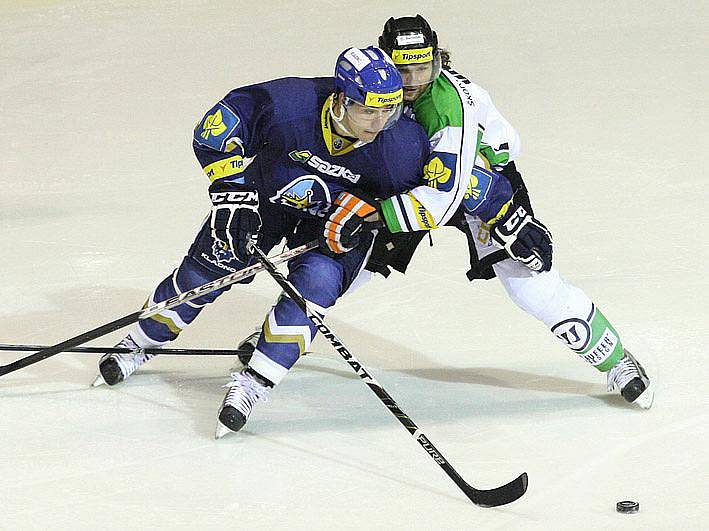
[329,94,356,137]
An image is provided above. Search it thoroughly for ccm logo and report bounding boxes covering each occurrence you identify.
[210,190,258,204]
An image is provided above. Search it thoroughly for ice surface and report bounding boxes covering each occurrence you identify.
[1,1,707,529]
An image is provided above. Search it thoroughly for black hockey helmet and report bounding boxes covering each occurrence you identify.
[379,15,438,56]
[378,15,441,86]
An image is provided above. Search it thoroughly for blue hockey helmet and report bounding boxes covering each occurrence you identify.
[332,47,404,138]
[334,46,404,108]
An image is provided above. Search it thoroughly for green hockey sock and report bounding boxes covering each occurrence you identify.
[551,305,624,372]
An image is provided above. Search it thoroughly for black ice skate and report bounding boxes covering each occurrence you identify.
[236,330,260,366]
[235,329,310,368]
[606,349,653,408]
[215,368,271,439]
[93,336,156,386]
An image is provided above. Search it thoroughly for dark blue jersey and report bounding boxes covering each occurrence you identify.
[192,77,429,235]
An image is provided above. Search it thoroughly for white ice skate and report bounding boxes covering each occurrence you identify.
[92,336,156,387]
[215,369,270,439]
[606,349,653,409]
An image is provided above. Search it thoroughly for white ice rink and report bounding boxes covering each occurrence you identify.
[1,1,707,529]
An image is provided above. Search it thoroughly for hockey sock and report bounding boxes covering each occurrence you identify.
[551,304,624,372]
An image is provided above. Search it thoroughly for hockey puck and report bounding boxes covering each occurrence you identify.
[616,500,639,513]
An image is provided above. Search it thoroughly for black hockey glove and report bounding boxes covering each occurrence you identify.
[208,180,261,263]
[490,204,553,272]
[320,191,382,255]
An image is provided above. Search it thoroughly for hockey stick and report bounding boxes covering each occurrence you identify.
[0,344,250,357]
[0,241,317,378]
[249,243,528,508]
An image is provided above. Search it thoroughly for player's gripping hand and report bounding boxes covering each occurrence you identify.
[208,180,261,262]
[491,204,553,272]
[320,191,381,255]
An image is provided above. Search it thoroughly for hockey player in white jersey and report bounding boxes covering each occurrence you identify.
[372,15,653,407]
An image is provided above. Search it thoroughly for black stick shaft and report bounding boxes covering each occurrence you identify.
[0,344,249,356]
[249,244,527,507]
[0,313,140,376]
[0,241,316,377]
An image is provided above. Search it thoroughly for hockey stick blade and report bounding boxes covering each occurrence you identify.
[463,471,528,507]
[412,420,528,506]
[0,241,317,377]
[249,244,528,507]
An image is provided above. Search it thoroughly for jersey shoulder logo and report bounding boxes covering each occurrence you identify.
[195,102,241,151]
[201,109,227,140]
[462,166,493,213]
[423,153,456,192]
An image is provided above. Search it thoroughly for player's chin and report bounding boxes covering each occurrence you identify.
[403,87,423,102]
[359,130,381,142]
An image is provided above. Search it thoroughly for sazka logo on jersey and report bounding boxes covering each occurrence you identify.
[269,175,332,217]
[288,150,361,184]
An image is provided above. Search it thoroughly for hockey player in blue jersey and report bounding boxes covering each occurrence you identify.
[95,46,432,437]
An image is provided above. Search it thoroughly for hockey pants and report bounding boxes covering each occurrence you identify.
[125,218,374,385]
[465,213,625,371]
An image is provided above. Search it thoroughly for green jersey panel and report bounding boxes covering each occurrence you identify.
[380,68,522,233]
[412,75,464,137]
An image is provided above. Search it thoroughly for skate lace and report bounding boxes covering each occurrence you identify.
[113,350,155,377]
[607,355,640,392]
[222,371,270,417]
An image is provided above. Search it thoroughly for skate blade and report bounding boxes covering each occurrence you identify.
[633,384,654,409]
[91,373,106,387]
[215,420,233,440]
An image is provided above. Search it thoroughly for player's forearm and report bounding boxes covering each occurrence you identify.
[380,163,514,233]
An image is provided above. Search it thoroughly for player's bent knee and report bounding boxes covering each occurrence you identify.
[497,266,592,327]
[175,256,232,305]
[288,253,344,308]
[497,267,565,318]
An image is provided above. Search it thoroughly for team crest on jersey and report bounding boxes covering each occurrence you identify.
[462,166,493,214]
[195,103,241,152]
[423,154,456,192]
[269,175,332,217]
